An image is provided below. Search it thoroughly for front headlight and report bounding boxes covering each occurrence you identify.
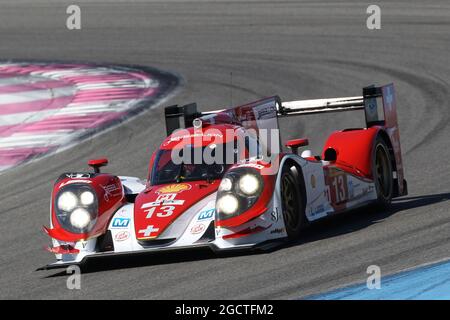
[216,194,239,215]
[216,168,263,220]
[238,174,260,195]
[57,191,78,212]
[219,177,233,192]
[70,208,92,229]
[54,184,98,233]
[80,190,95,206]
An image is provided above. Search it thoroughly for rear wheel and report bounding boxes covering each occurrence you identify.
[280,164,305,240]
[373,137,394,208]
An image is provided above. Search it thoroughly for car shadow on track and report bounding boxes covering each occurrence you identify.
[42,192,450,277]
[42,248,252,278]
[286,192,450,248]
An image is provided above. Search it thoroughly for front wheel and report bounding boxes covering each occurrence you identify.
[280,164,305,240]
[373,137,394,208]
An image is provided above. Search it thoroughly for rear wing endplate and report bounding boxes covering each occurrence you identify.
[164,103,200,136]
[365,84,406,196]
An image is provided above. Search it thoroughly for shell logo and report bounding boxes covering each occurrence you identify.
[156,183,191,194]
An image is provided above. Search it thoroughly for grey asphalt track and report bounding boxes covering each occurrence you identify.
[0,0,449,299]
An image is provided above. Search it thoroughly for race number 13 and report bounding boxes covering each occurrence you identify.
[330,174,348,203]
[145,206,175,218]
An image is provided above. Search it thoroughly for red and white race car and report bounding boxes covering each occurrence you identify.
[40,83,407,269]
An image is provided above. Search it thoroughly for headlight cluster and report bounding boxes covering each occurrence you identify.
[54,184,98,234]
[216,168,263,220]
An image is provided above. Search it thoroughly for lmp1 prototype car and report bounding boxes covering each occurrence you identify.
[40,83,407,269]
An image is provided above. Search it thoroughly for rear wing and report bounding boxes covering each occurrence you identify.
[280,96,364,116]
[164,84,397,133]
[280,84,399,129]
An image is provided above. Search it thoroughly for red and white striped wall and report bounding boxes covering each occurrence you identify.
[0,62,178,173]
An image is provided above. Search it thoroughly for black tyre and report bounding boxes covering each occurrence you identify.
[280,164,306,240]
[373,137,394,208]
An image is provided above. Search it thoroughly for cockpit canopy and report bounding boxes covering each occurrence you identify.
[150,125,262,185]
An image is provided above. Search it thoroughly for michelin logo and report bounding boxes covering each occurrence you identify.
[198,209,215,220]
[112,217,130,228]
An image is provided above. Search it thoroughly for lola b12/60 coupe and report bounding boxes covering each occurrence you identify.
[40,83,407,269]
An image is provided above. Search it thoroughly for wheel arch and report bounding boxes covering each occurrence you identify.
[278,156,308,208]
[376,129,396,169]
[375,129,401,197]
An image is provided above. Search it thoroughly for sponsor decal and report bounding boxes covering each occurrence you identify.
[361,185,375,196]
[156,183,191,194]
[365,97,379,122]
[157,193,177,202]
[111,217,130,228]
[66,173,92,179]
[118,208,128,217]
[315,204,325,215]
[142,199,185,208]
[270,228,285,234]
[141,193,185,208]
[237,163,264,170]
[270,208,280,221]
[166,132,223,144]
[114,231,130,242]
[138,225,159,238]
[198,208,215,220]
[101,183,121,201]
[60,179,92,188]
[348,180,354,198]
[311,174,316,189]
[190,223,206,235]
[254,103,277,120]
[309,203,326,217]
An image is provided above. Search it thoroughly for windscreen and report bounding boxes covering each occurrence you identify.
[152,143,236,185]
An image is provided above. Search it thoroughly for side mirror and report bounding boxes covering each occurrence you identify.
[88,158,108,173]
[285,138,309,155]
